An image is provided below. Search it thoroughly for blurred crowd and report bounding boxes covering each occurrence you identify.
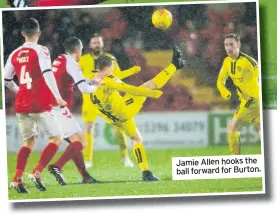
[3,3,258,115]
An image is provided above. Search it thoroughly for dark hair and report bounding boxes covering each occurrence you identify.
[95,55,113,71]
[224,33,240,42]
[22,18,40,37]
[63,37,82,54]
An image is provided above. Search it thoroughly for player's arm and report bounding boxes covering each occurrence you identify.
[111,55,141,80]
[248,57,259,80]
[4,54,19,94]
[67,60,100,94]
[114,66,141,80]
[78,56,90,79]
[38,47,65,106]
[104,78,163,98]
[217,60,231,100]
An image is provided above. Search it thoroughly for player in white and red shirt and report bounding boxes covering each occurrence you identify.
[47,37,101,185]
[4,18,67,194]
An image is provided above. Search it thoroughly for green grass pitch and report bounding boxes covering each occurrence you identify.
[0,1,9,8]
[7,145,263,201]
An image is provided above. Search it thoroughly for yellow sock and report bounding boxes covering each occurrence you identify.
[114,127,128,159]
[83,133,93,161]
[152,64,176,89]
[227,132,241,155]
[133,142,149,171]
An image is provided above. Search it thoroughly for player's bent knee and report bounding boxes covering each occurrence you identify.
[49,136,62,146]
[113,127,124,137]
[69,132,87,147]
[140,80,156,90]
[133,131,143,143]
[23,136,36,149]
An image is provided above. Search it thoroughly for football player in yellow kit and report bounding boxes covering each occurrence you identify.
[217,34,261,155]
[79,34,136,168]
[90,45,184,181]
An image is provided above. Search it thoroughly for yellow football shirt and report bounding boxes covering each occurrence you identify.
[78,52,121,106]
[217,52,259,101]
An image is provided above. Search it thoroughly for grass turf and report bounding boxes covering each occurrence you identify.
[7,145,263,201]
[0,1,9,8]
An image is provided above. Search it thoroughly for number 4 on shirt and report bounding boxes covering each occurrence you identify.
[20,65,32,89]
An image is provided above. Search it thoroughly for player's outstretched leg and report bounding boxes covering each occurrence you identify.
[120,45,186,121]
[141,45,185,91]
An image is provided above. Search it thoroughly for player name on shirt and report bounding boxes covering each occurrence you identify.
[17,56,29,63]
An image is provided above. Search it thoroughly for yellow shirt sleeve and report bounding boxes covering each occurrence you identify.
[109,54,141,80]
[249,57,259,80]
[114,66,141,80]
[104,77,163,98]
[217,59,231,100]
[246,57,260,98]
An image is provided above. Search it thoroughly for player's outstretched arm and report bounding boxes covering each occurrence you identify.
[114,66,141,80]
[76,79,101,94]
[104,78,163,98]
[217,65,231,100]
[66,60,101,94]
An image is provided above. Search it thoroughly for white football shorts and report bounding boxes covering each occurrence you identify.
[16,110,61,141]
[52,106,82,139]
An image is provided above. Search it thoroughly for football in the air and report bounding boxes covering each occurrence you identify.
[152,8,173,30]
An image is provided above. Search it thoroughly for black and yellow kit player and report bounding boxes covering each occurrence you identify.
[79,34,137,168]
[90,46,184,181]
[217,34,261,155]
